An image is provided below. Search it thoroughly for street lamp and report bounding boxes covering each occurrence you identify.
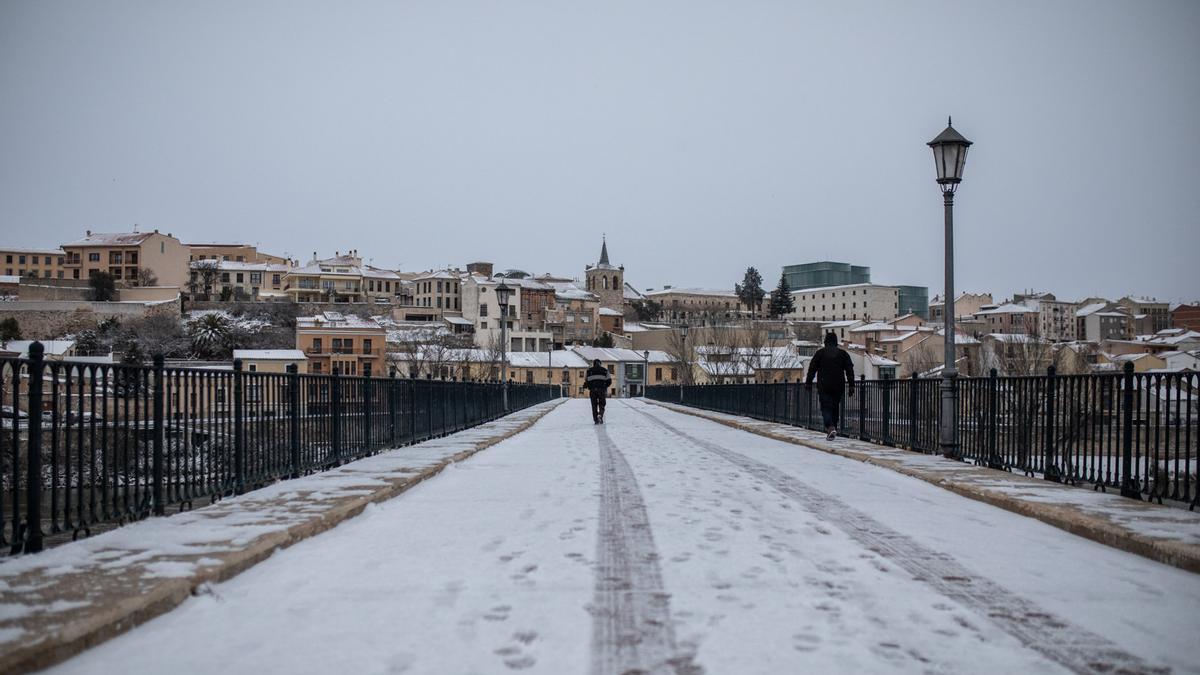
[495,281,513,411]
[643,350,650,398]
[928,117,973,460]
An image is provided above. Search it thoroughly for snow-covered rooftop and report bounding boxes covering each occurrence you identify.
[64,231,156,247]
[233,349,307,361]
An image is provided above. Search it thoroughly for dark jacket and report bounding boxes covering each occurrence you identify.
[584,365,612,396]
[805,346,854,395]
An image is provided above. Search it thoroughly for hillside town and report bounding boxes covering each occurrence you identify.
[1,228,1195,395]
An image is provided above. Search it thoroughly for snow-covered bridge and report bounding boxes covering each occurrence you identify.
[31,398,1200,674]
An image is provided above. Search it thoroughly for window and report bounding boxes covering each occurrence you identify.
[109,252,122,264]
[43,257,51,265]
[363,339,372,354]
[18,255,25,264]
[236,273,244,283]
[561,369,570,383]
[248,364,257,372]
[311,338,322,353]
[480,304,488,317]
[89,252,100,262]
[3,255,9,263]
[250,272,262,284]
[655,367,663,381]
[221,273,230,282]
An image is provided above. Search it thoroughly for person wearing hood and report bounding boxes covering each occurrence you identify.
[583,358,612,424]
[805,332,855,440]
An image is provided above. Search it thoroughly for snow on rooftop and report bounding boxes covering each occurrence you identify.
[64,231,156,247]
[599,307,623,316]
[233,349,307,360]
[977,303,1036,315]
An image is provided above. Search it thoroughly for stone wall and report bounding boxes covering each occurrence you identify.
[0,300,180,339]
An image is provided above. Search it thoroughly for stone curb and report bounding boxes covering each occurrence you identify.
[0,400,565,675]
[647,401,1200,575]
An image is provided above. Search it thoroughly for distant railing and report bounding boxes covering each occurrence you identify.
[1,343,559,555]
[649,365,1198,509]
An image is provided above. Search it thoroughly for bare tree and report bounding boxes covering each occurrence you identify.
[664,328,697,386]
[137,267,159,287]
[188,261,220,300]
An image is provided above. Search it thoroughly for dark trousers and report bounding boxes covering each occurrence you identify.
[818,390,842,430]
[590,391,607,422]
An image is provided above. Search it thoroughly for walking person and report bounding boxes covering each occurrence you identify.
[584,359,612,424]
[805,332,855,440]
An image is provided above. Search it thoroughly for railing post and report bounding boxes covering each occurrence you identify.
[1119,362,1141,499]
[23,342,46,553]
[857,374,866,441]
[388,370,398,447]
[1043,365,1061,482]
[152,354,165,516]
[408,378,417,444]
[233,358,246,494]
[909,372,919,450]
[287,363,300,478]
[362,372,372,451]
[881,372,892,446]
[331,372,343,463]
[987,368,1004,470]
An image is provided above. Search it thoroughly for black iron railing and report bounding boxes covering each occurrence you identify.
[649,364,1198,508]
[1,343,559,555]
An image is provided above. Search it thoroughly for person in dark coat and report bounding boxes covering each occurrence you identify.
[583,359,612,424]
[805,332,855,440]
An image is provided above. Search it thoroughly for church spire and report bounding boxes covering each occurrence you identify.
[599,236,610,266]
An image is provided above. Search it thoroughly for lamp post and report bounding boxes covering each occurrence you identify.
[927,117,973,460]
[643,350,650,398]
[495,282,513,411]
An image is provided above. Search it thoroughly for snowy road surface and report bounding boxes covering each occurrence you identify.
[49,399,1199,674]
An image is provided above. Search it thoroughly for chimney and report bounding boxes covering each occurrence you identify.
[86,229,91,236]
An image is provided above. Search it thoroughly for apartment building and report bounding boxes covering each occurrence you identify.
[974,303,1039,335]
[461,276,554,351]
[284,252,367,303]
[929,292,993,323]
[644,287,759,323]
[189,260,291,299]
[1076,303,1133,342]
[788,283,899,323]
[187,243,287,265]
[1118,297,1171,333]
[0,248,66,279]
[1013,293,1078,341]
[363,266,405,305]
[1171,303,1200,331]
[412,270,465,313]
[543,283,600,346]
[295,312,386,377]
[61,230,189,286]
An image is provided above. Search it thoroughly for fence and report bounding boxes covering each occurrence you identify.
[649,364,1198,509]
[1,343,559,555]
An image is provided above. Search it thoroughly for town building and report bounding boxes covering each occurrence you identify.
[0,248,66,279]
[643,287,755,323]
[929,292,993,324]
[233,349,309,374]
[295,312,387,377]
[1076,303,1132,342]
[187,243,287,265]
[461,276,554,352]
[61,230,190,287]
[1117,297,1171,333]
[1170,303,1200,331]
[782,261,870,291]
[284,252,370,303]
[974,303,1039,335]
[789,283,899,323]
[584,239,624,313]
[543,283,600,346]
[189,260,291,300]
[412,269,466,313]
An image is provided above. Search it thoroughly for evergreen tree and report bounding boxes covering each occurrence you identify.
[88,271,116,301]
[735,267,766,318]
[0,318,20,342]
[768,273,795,318]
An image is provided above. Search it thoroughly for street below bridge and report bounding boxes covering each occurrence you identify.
[48,399,1200,675]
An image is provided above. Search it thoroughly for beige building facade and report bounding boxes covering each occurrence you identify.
[788,283,899,323]
[61,230,189,287]
[295,312,387,377]
[0,248,66,279]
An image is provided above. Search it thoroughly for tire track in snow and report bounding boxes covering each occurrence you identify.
[590,424,701,675]
[627,402,1166,675]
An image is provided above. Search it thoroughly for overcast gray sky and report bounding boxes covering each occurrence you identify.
[2,0,1197,303]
